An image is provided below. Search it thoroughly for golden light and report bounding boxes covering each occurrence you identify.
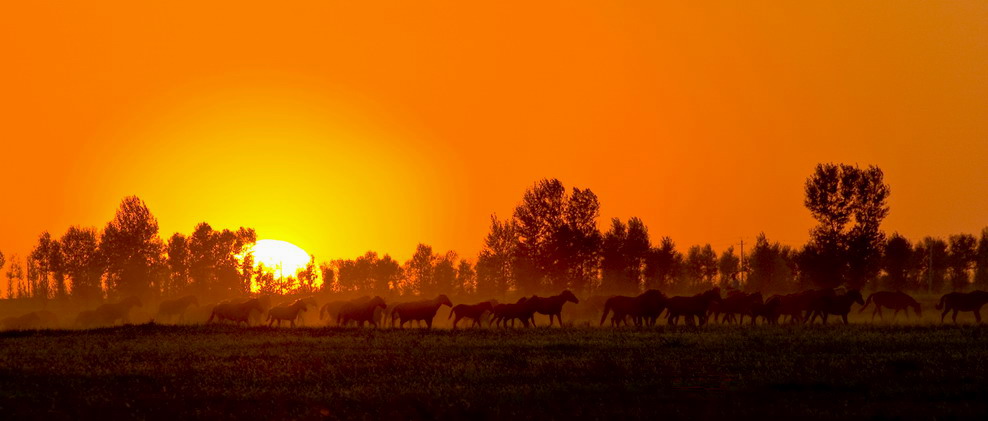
[249,239,311,279]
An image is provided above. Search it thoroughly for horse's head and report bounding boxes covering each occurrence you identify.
[436,294,453,307]
[562,290,579,304]
[480,301,494,312]
[913,302,922,317]
[516,297,528,304]
[750,292,764,305]
[371,296,387,309]
[640,289,666,303]
[847,290,864,306]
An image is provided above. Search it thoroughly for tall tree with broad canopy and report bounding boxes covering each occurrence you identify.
[100,196,165,299]
[803,163,890,289]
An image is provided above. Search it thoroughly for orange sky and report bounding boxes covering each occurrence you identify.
[1,1,987,266]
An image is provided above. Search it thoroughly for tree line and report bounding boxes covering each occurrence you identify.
[1,163,987,303]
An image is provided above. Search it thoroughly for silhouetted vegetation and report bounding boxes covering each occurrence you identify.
[1,164,987,319]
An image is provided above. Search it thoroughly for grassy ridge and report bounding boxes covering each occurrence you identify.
[1,325,987,419]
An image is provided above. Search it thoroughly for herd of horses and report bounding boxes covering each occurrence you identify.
[2,288,988,331]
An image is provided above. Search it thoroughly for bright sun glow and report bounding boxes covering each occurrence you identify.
[249,239,311,279]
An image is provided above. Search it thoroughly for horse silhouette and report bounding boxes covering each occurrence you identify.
[449,301,495,328]
[320,296,370,326]
[339,296,387,327]
[859,291,921,321]
[268,299,311,327]
[807,289,864,325]
[666,288,721,326]
[712,291,763,324]
[157,295,199,323]
[492,297,537,327]
[208,298,265,325]
[766,289,822,324]
[391,295,454,328]
[936,290,988,323]
[750,298,781,325]
[599,289,667,327]
[77,296,143,328]
[526,290,580,326]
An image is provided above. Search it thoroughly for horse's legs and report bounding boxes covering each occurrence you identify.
[426,319,433,329]
[952,310,959,323]
[976,310,982,323]
[941,308,949,322]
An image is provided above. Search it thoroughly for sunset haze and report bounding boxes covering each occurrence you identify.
[2,1,986,266]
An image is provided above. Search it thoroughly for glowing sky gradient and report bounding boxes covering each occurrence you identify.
[1,2,986,268]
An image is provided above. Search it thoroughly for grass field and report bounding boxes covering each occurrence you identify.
[1,324,987,420]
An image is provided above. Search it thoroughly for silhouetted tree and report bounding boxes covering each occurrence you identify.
[372,254,402,295]
[165,233,191,296]
[455,259,476,295]
[718,246,741,288]
[187,223,256,299]
[61,226,104,302]
[600,217,650,294]
[403,244,435,296]
[881,233,913,291]
[624,218,651,292]
[644,237,682,291]
[26,256,38,298]
[476,215,517,296]
[685,244,718,290]
[7,256,24,299]
[0,251,7,299]
[254,263,283,295]
[295,254,318,294]
[976,228,988,289]
[947,234,977,291]
[803,164,890,289]
[319,262,337,293]
[914,237,948,292]
[433,251,458,295]
[600,218,629,293]
[511,179,603,293]
[748,234,796,293]
[100,196,165,299]
[558,188,603,293]
[513,179,566,292]
[327,251,394,295]
[29,232,56,299]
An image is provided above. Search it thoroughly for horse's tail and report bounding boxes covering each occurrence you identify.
[600,301,611,327]
[935,295,946,310]
[859,293,874,312]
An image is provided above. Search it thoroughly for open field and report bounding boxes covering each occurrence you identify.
[1,324,987,419]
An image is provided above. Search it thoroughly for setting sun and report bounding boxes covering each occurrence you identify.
[249,239,311,279]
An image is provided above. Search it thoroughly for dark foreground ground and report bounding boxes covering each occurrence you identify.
[1,324,987,420]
